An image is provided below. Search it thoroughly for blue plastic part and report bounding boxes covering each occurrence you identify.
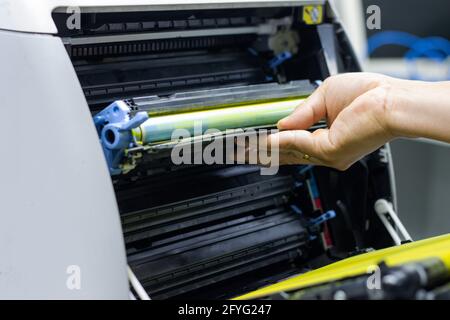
[268,51,293,69]
[308,173,320,199]
[93,100,149,175]
[367,30,450,80]
[309,210,336,227]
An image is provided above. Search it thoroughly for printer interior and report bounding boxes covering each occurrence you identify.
[53,4,395,299]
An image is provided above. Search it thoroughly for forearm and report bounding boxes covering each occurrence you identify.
[388,79,450,143]
[271,73,450,170]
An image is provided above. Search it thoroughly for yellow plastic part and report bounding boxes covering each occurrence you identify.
[234,233,450,300]
[302,5,324,25]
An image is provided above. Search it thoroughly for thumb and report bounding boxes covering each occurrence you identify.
[277,84,327,130]
[268,129,333,164]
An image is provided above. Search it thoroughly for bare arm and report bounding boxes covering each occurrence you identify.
[268,73,450,170]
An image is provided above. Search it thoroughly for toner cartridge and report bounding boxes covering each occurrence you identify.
[93,81,317,174]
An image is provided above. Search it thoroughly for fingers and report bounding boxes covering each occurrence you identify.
[231,128,337,168]
[252,73,396,170]
[231,132,318,167]
[266,129,333,166]
[267,86,396,170]
[277,83,327,130]
[277,73,390,132]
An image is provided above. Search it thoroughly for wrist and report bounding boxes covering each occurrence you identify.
[386,79,450,141]
[382,78,411,139]
[368,76,402,140]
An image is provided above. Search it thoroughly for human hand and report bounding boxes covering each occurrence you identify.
[267,72,399,170]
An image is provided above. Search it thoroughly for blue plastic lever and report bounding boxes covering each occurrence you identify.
[309,210,336,227]
[268,51,293,69]
[93,100,149,175]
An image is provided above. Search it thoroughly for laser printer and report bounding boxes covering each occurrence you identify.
[0,0,406,299]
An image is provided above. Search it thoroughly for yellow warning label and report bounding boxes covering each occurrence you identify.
[302,5,323,25]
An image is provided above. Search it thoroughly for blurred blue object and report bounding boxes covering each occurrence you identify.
[367,31,450,80]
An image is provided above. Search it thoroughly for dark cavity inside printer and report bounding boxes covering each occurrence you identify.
[53,2,398,299]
